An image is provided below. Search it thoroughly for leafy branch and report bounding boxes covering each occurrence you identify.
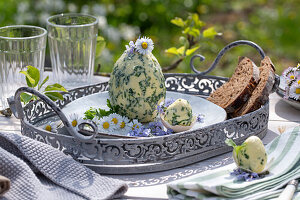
[163,13,222,72]
[20,65,68,103]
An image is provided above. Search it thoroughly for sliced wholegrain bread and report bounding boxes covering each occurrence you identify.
[231,56,275,117]
[207,57,260,114]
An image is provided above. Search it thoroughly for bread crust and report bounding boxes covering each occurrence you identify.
[231,56,275,117]
[225,77,257,113]
[207,57,259,114]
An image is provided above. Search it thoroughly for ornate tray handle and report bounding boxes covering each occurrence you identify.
[10,87,98,142]
[189,40,279,92]
[190,40,265,75]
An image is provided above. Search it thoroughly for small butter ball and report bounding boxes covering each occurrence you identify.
[233,136,267,173]
[164,99,193,126]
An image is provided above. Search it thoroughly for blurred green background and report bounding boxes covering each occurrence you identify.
[1,0,299,77]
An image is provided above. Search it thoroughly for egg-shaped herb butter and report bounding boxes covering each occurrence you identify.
[109,51,166,122]
[227,136,267,173]
[164,99,193,126]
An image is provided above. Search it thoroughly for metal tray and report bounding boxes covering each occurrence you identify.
[8,40,280,174]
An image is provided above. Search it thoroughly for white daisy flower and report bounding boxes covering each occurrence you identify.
[92,116,101,126]
[119,116,130,129]
[282,67,296,84]
[109,113,123,128]
[98,116,114,134]
[44,122,57,133]
[130,119,142,131]
[113,116,131,135]
[135,36,154,55]
[287,71,297,81]
[69,113,84,131]
[289,80,300,100]
[282,67,294,77]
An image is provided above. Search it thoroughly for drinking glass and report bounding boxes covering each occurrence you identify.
[47,13,98,88]
[0,25,47,109]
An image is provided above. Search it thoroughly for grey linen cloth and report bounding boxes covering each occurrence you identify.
[0,131,128,200]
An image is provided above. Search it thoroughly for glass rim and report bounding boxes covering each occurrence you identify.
[0,25,47,40]
[46,13,98,28]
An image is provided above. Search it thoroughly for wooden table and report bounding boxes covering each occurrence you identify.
[0,87,299,199]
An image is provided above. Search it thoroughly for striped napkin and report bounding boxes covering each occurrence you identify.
[167,126,300,200]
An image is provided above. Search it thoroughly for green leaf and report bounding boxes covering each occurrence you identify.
[44,92,64,101]
[185,15,193,27]
[225,138,237,147]
[96,36,106,58]
[192,13,199,24]
[107,99,112,109]
[112,105,120,113]
[203,27,219,39]
[106,99,120,114]
[165,47,179,56]
[20,92,34,103]
[95,108,111,118]
[38,76,49,90]
[183,27,190,34]
[186,46,200,56]
[44,83,68,92]
[177,46,185,56]
[20,71,35,87]
[27,65,40,87]
[183,27,200,38]
[226,139,246,159]
[235,144,246,159]
[20,66,40,87]
[171,17,185,27]
[84,107,97,120]
[84,99,121,120]
[190,28,200,37]
[192,13,205,28]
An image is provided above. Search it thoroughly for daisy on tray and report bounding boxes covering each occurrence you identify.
[109,113,122,128]
[115,115,131,136]
[69,113,84,131]
[97,116,114,134]
[43,122,57,133]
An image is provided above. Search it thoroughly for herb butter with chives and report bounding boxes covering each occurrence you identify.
[109,40,166,122]
[226,136,267,173]
[164,99,193,126]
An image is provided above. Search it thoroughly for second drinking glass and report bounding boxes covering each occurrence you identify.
[47,13,98,88]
